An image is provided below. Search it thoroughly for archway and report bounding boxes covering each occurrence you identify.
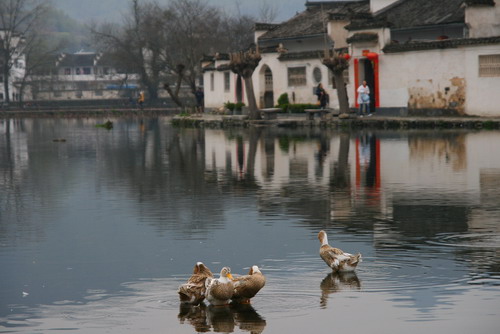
[260,65,274,108]
[236,75,243,103]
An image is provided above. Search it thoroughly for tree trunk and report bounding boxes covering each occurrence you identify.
[243,76,260,120]
[3,75,10,104]
[332,71,349,115]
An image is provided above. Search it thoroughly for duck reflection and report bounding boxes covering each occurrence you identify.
[179,303,266,333]
[320,272,361,308]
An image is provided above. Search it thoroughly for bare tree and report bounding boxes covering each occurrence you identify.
[93,0,254,108]
[258,0,279,23]
[322,50,350,115]
[92,0,166,102]
[0,0,48,104]
[229,49,262,120]
[18,34,66,105]
[161,0,226,99]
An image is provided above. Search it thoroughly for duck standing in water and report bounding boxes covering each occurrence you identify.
[178,262,214,305]
[231,265,266,304]
[205,267,234,306]
[318,230,362,272]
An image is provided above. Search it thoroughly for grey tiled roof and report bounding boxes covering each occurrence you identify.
[346,32,379,44]
[348,0,467,31]
[58,54,96,67]
[464,0,495,6]
[259,0,370,41]
[383,35,500,52]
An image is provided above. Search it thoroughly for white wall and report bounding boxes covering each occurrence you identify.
[253,52,342,109]
[465,2,500,38]
[463,45,500,116]
[370,0,400,13]
[349,41,500,116]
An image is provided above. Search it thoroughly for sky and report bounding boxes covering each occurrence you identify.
[49,0,309,24]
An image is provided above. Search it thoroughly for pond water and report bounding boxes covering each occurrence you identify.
[1,117,499,333]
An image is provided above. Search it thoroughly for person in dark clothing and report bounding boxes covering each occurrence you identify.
[195,87,204,113]
[316,83,329,109]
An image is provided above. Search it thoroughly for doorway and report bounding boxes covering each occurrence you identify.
[236,75,243,103]
[355,57,379,112]
[261,65,274,108]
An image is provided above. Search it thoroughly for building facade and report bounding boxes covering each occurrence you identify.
[203,0,500,117]
[29,52,140,101]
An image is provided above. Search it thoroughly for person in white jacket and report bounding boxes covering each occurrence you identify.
[357,80,371,116]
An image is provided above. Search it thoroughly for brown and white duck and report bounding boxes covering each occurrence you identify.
[178,262,214,305]
[205,267,234,306]
[318,230,362,272]
[231,265,266,304]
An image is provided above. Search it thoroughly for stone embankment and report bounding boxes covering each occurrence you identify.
[0,108,175,118]
[2,108,500,130]
[172,113,500,130]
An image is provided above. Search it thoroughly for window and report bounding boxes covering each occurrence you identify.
[83,67,91,75]
[103,67,109,75]
[210,73,214,91]
[95,90,103,96]
[64,68,71,75]
[76,68,81,75]
[312,67,322,84]
[288,66,306,86]
[479,54,500,77]
[0,93,3,100]
[0,75,3,82]
[224,72,230,92]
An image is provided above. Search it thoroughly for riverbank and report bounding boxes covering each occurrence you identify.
[0,107,176,118]
[172,112,500,130]
[2,108,500,130]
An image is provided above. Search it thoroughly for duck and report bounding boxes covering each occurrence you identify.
[231,265,266,304]
[205,267,234,306]
[318,230,362,272]
[178,262,214,305]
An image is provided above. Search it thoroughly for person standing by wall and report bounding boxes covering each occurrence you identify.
[195,87,204,114]
[137,91,145,109]
[357,80,371,117]
[315,83,329,109]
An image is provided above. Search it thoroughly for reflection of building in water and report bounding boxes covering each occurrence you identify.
[204,129,500,228]
[409,133,466,172]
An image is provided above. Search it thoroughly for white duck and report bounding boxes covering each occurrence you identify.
[318,230,362,272]
[231,265,266,304]
[205,267,234,306]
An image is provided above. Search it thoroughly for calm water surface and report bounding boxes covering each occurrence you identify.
[1,117,499,333]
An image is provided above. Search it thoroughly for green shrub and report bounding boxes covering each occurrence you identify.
[276,93,290,112]
[224,101,245,111]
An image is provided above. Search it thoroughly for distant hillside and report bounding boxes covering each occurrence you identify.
[49,0,307,24]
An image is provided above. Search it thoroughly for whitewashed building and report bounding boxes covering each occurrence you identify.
[347,0,500,116]
[29,51,140,101]
[202,1,369,110]
[203,0,500,117]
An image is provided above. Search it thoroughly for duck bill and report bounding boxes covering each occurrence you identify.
[227,273,234,280]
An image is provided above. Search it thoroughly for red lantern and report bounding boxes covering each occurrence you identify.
[366,52,378,60]
[343,53,351,61]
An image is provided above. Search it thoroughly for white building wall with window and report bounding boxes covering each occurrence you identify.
[203,52,351,110]
[349,43,500,117]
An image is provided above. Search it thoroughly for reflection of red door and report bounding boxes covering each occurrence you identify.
[354,57,380,109]
[355,137,381,189]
